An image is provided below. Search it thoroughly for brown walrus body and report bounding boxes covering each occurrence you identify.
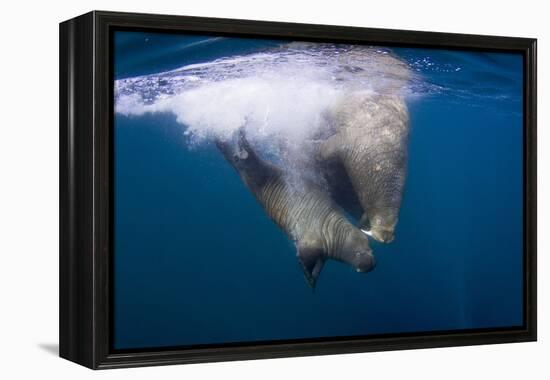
[320,93,409,243]
[217,131,375,288]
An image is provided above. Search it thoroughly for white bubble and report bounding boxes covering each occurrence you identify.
[114,43,413,189]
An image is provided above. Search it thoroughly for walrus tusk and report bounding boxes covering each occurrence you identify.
[361,229,373,237]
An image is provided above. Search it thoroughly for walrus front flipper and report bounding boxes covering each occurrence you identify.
[296,238,326,289]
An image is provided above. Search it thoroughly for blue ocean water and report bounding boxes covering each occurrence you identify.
[113,31,523,350]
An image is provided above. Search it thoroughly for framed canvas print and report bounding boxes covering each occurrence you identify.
[59,11,537,369]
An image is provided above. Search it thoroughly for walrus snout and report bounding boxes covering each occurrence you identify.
[354,251,376,273]
[340,230,376,273]
[370,228,395,243]
[360,211,398,243]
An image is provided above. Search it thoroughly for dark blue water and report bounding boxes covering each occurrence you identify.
[113,31,523,350]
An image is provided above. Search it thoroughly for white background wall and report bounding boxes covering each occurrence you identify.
[0,0,547,378]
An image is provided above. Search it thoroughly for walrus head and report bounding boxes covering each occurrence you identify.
[340,229,376,273]
[297,226,376,288]
[360,208,398,243]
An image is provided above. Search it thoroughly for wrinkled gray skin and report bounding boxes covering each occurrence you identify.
[319,94,409,243]
[217,131,375,288]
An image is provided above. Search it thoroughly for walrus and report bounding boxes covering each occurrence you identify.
[319,93,409,243]
[216,130,375,288]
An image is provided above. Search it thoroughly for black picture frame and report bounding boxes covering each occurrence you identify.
[59,10,537,369]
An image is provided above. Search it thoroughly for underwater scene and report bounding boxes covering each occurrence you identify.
[113,31,524,350]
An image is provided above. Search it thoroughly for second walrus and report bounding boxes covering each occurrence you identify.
[319,93,410,243]
[217,130,376,288]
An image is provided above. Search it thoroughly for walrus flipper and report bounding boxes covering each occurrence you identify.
[296,235,326,289]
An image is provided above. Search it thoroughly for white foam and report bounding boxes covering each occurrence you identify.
[115,44,412,141]
[114,44,413,189]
